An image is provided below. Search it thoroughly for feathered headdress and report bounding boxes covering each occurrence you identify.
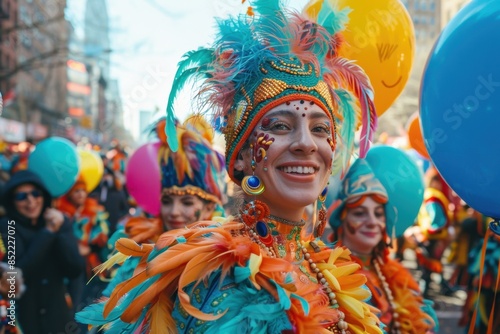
[165,0,377,184]
[153,116,226,205]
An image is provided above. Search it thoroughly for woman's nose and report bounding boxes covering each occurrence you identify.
[290,126,318,154]
[365,213,383,227]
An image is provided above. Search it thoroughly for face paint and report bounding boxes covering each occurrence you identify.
[253,132,275,163]
[260,117,278,131]
[327,137,335,152]
[195,209,202,221]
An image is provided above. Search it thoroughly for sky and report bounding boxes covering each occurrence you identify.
[68,0,308,140]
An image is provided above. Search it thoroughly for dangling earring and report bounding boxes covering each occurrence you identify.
[314,186,328,238]
[242,143,265,196]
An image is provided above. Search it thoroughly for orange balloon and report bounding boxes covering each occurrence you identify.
[304,0,415,117]
[406,113,429,159]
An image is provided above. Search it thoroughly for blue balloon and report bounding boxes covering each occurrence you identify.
[28,137,80,197]
[420,0,500,219]
[365,146,425,237]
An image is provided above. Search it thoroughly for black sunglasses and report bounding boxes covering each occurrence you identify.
[13,190,42,201]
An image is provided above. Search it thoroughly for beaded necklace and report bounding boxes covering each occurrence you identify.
[372,256,401,334]
[239,200,350,333]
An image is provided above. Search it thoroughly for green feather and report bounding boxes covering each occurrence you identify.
[165,48,215,152]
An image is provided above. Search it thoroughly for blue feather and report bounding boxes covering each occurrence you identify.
[316,1,350,36]
[334,88,357,175]
[165,49,215,152]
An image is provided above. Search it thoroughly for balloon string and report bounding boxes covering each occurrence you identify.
[486,255,500,334]
[468,228,491,334]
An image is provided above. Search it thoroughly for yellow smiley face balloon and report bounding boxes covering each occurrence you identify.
[304,0,415,117]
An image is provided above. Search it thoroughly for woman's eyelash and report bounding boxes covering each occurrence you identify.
[262,121,289,130]
[313,125,330,133]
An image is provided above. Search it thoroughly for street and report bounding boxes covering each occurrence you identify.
[401,249,467,334]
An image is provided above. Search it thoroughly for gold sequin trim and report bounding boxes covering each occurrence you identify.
[268,61,313,75]
[253,78,334,112]
[162,186,221,205]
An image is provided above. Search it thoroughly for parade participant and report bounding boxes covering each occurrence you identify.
[111,116,226,246]
[77,0,383,332]
[56,176,110,311]
[458,216,500,333]
[416,167,455,297]
[90,166,129,234]
[329,159,438,333]
[0,170,83,334]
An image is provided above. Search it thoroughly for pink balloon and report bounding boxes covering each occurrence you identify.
[125,142,161,215]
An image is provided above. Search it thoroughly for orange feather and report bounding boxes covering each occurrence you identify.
[148,292,176,334]
[147,244,215,276]
[104,270,149,318]
[115,238,153,257]
[337,274,367,290]
[121,267,183,323]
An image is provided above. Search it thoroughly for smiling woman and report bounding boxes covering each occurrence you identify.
[329,159,438,333]
[76,0,385,333]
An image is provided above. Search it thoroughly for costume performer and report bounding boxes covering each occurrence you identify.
[77,0,384,332]
[416,168,455,297]
[56,177,111,311]
[109,116,226,246]
[329,159,438,334]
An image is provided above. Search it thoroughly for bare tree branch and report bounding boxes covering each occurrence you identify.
[0,14,65,35]
[0,46,68,81]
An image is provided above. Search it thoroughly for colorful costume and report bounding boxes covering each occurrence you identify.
[56,177,111,318]
[329,159,438,333]
[459,220,500,333]
[76,0,384,332]
[109,116,227,246]
[56,177,110,278]
[416,168,455,296]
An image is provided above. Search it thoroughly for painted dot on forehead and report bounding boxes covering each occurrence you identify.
[310,101,314,105]
[300,100,304,104]
[286,101,290,105]
[296,107,300,110]
[302,113,306,117]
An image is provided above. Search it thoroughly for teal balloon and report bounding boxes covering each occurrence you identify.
[365,146,425,237]
[28,137,80,197]
[420,0,500,219]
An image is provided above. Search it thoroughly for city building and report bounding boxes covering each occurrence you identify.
[0,0,69,142]
[0,0,126,146]
[402,0,470,43]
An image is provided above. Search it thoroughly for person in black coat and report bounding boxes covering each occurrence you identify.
[0,170,84,334]
[89,166,129,233]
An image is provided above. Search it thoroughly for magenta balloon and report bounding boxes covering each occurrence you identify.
[125,142,161,216]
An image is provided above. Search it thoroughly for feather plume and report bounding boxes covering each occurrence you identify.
[165,48,215,151]
[148,292,176,334]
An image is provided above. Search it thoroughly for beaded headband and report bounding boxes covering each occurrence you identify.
[164,0,377,184]
[155,117,226,205]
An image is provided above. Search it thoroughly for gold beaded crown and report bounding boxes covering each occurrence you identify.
[164,0,377,184]
[225,57,337,182]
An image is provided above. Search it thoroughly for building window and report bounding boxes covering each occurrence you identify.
[19,5,31,25]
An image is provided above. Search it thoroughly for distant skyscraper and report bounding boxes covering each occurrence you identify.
[84,0,111,82]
